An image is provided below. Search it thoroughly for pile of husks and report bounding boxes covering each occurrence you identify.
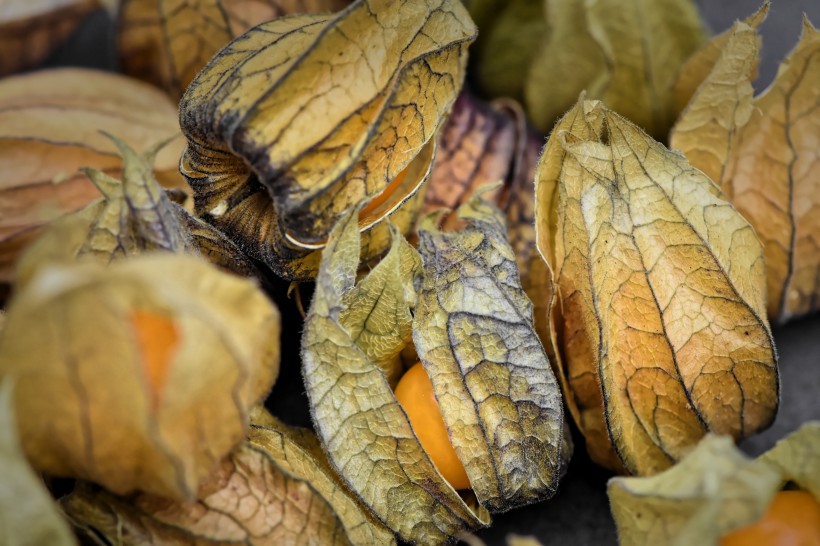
[0,1,818,545]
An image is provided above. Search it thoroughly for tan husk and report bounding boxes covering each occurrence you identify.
[0,0,98,77]
[179,0,476,279]
[530,0,707,137]
[302,211,489,544]
[534,98,778,476]
[670,14,820,323]
[670,3,769,114]
[0,253,281,499]
[61,409,394,546]
[609,423,820,545]
[302,191,566,543]
[0,68,185,283]
[117,0,349,100]
[413,192,567,511]
[422,93,540,233]
[14,136,260,287]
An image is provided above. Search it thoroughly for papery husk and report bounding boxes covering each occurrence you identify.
[14,136,260,288]
[609,423,820,546]
[413,192,567,512]
[534,98,778,476]
[0,0,99,77]
[422,93,541,232]
[0,253,280,499]
[517,0,706,138]
[670,13,820,323]
[179,0,476,280]
[61,409,394,546]
[0,68,185,283]
[302,210,489,544]
[117,0,349,100]
[0,380,78,546]
[424,92,552,372]
[428,93,563,404]
[302,192,566,543]
[757,422,820,498]
[670,3,769,114]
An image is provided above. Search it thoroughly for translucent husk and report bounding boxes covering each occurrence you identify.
[0,253,281,498]
[609,423,820,545]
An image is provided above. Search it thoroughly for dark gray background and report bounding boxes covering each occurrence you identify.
[45,1,820,545]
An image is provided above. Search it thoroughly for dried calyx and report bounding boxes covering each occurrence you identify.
[0,68,185,284]
[0,0,99,77]
[467,0,707,138]
[179,0,477,280]
[533,97,778,476]
[609,423,820,546]
[61,408,395,546]
[0,252,281,499]
[116,0,350,100]
[14,135,259,286]
[671,9,820,324]
[301,191,569,543]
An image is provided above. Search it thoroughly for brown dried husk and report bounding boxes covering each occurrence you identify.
[0,68,185,283]
[13,136,260,287]
[179,0,476,279]
[535,98,778,476]
[670,13,820,323]
[61,410,394,546]
[0,253,280,499]
[117,0,350,100]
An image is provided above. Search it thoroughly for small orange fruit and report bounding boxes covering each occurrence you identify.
[394,362,471,490]
[130,309,180,406]
[721,490,820,546]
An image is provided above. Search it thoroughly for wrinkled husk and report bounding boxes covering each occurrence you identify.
[117,0,350,100]
[670,4,769,115]
[534,98,778,476]
[0,0,98,77]
[0,380,78,546]
[61,409,394,546]
[14,136,260,287]
[609,423,820,545]
[422,92,541,232]
[0,68,185,283]
[179,0,476,280]
[413,194,567,511]
[468,0,706,138]
[0,253,281,499]
[423,92,561,398]
[302,191,567,543]
[419,91,552,368]
[670,13,820,324]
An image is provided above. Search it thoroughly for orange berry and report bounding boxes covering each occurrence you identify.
[130,309,180,406]
[721,490,820,546]
[394,362,471,490]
